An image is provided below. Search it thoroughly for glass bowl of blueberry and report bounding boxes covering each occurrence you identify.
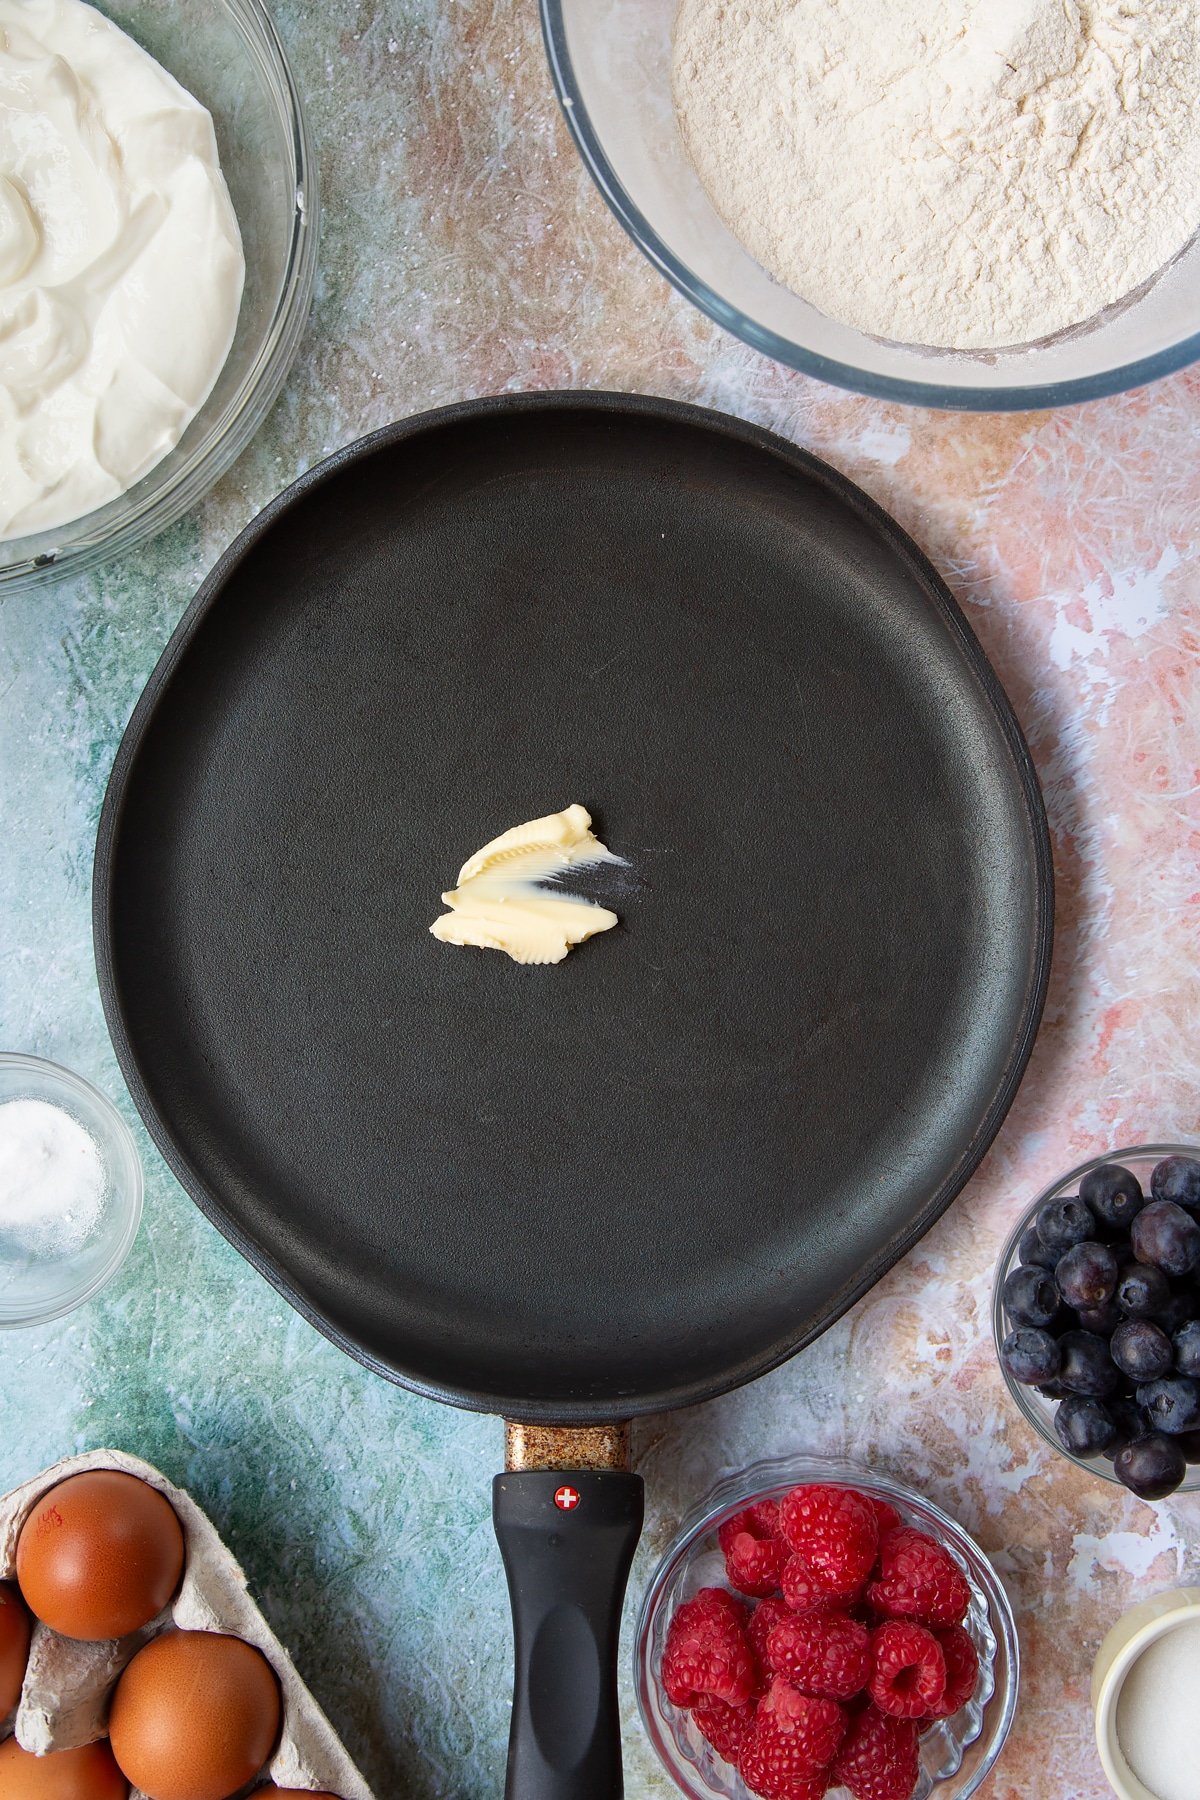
[993,1145,1200,1500]
[635,1454,1018,1800]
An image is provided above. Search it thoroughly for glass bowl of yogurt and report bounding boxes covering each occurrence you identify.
[0,0,317,592]
[0,1053,143,1327]
[541,0,1200,410]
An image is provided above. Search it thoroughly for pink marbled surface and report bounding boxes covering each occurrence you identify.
[4,2,1200,1795]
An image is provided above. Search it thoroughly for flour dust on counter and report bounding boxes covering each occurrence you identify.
[673,0,1200,349]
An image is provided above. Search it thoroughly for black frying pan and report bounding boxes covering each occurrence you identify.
[94,394,1052,1799]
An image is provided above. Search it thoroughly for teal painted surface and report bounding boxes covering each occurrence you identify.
[3,3,1200,1797]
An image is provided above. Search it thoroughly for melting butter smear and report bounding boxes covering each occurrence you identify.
[429,804,621,965]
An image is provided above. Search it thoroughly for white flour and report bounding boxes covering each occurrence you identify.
[0,1098,106,1258]
[672,0,1200,349]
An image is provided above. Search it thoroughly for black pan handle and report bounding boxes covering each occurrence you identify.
[493,1468,645,1800]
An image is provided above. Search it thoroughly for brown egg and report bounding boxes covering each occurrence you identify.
[109,1630,281,1800]
[0,1737,129,1799]
[16,1472,185,1642]
[0,1579,32,1713]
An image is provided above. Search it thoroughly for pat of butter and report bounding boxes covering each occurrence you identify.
[430,805,621,965]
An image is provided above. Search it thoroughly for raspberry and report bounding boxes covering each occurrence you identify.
[732,1498,783,1539]
[691,1693,757,1763]
[739,1745,830,1800]
[759,1676,846,1764]
[691,1586,749,1624]
[749,1596,794,1668]
[779,1486,878,1598]
[921,1625,979,1720]
[781,1554,842,1614]
[768,1609,872,1700]
[720,1503,789,1597]
[662,1588,757,1707]
[831,1704,920,1800]
[868,1620,947,1719]
[868,1498,902,1541]
[739,1679,846,1798]
[867,1528,971,1628]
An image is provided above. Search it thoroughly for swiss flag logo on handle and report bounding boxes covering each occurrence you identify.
[554,1484,581,1511]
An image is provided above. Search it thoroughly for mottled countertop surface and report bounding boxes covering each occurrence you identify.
[2,3,1200,1797]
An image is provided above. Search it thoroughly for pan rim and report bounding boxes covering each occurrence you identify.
[93,390,1055,1423]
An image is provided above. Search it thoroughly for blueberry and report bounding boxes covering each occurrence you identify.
[1116,1262,1170,1318]
[1000,1327,1061,1386]
[1131,1202,1200,1277]
[1102,1397,1151,1458]
[1076,1300,1123,1337]
[1002,1264,1061,1330]
[1036,1196,1096,1252]
[1113,1433,1187,1500]
[1110,1320,1174,1382]
[1151,1156,1200,1214]
[1174,1319,1200,1378]
[1018,1225,1059,1271]
[1174,1427,1200,1464]
[1153,1289,1200,1334]
[1053,1394,1116,1458]
[1055,1241,1118,1311]
[1036,1379,1068,1399]
[1081,1163,1144,1232]
[1137,1377,1200,1435]
[1058,1330,1121,1396]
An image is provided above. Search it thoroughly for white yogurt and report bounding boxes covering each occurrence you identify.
[0,0,245,539]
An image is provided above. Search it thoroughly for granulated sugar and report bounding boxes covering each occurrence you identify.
[0,1098,106,1258]
[672,0,1200,350]
[1116,1618,1200,1800]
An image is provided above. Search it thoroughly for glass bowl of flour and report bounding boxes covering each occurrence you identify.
[0,1054,143,1327]
[0,0,317,594]
[541,0,1200,409]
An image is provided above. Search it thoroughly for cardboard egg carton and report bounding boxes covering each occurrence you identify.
[0,1449,373,1800]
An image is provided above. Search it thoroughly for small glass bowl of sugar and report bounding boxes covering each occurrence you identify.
[0,1053,143,1328]
[1093,1589,1200,1800]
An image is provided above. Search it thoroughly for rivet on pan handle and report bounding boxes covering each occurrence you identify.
[494,1423,644,1800]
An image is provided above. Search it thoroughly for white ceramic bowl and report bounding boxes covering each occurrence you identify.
[0,1054,143,1327]
[1092,1588,1200,1800]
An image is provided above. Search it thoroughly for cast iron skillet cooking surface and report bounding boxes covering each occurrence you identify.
[95,393,1051,1798]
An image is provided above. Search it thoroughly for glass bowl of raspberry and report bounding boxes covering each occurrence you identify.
[635,1455,1018,1800]
[992,1145,1200,1502]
